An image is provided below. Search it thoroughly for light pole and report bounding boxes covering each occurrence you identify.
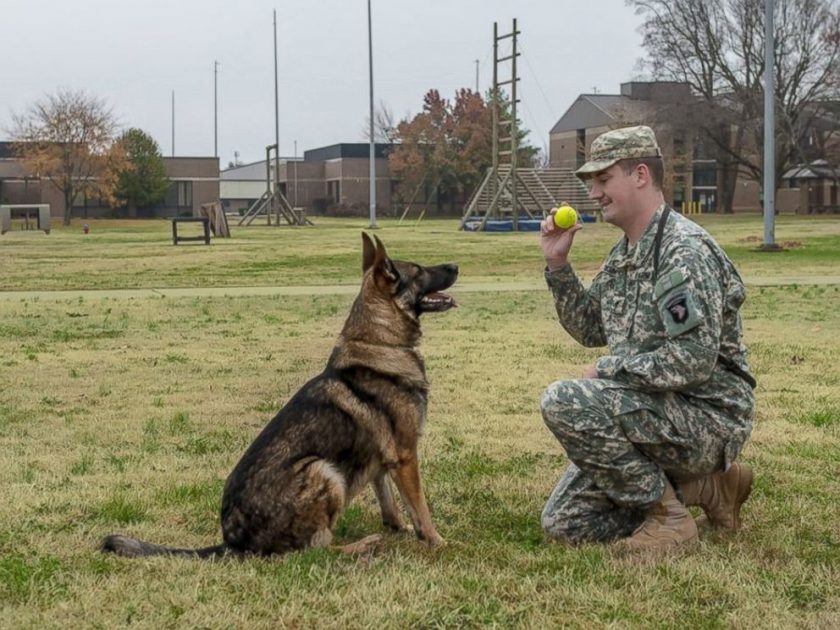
[273,9,280,226]
[367,0,377,228]
[171,90,175,157]
[214,60,220,158]
[475,59,479,93]
[762,0,779,249]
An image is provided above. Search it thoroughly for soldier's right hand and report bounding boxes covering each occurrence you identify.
[540,209,583,271]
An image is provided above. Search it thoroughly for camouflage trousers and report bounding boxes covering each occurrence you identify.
[539,378,746,544]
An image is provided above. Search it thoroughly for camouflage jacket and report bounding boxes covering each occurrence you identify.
[545,204,754,415]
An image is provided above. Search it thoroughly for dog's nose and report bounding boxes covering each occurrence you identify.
[444,264,459,275]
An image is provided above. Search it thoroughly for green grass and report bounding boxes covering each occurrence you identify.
[2,214,840,291]
[0,216,839,627]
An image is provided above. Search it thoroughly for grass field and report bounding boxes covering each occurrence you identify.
[1,215,839,628]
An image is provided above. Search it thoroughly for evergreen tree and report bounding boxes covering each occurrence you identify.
[115,128,169,217]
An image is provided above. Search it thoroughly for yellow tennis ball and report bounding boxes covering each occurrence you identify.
[553,205,578,229]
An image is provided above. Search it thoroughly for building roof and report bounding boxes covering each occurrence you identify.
[303,143,393,162]
[550,94,648,134]
[550,82,695,135]
[782,160,840,180]
[220,159,294,181]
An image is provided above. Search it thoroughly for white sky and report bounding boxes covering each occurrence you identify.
[1,0,646,166]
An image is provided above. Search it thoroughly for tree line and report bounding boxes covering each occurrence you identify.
[10,90,170,225]
[10,0,840,224]
[629,0,840,212]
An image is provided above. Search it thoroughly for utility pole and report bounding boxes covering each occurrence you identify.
[474,59,479,93]
[171,90,175,157]
[272,9,280,226]
[367,0,378,228]
[214,60,219,158]
[762,0,779,249]
[294,139,298,207]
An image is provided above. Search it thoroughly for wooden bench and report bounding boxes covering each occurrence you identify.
[171,216,211,245]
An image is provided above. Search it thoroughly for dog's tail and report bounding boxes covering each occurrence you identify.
[101,534,232,559]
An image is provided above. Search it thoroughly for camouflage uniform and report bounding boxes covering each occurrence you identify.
[540,126,754,544]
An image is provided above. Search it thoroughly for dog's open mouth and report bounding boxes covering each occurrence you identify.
[420,292,457,312]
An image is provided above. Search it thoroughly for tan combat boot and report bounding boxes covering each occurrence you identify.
[680,462,753,530]
[620,479,698,551]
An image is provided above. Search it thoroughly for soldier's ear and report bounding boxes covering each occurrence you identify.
[362,232,376,272]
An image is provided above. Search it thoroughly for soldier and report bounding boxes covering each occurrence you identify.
[538,125,755,550]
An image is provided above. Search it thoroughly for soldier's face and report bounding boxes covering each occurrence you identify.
[586,164,637,226]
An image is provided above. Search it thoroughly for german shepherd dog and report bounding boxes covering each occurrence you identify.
[102,233,458,558]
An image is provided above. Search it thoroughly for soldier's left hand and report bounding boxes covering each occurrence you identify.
[582,364,599,379]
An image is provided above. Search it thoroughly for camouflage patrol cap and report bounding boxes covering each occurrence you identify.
[575,125,662,179]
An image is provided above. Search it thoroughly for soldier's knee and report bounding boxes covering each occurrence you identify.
[541,509,587,544]
[541,380,591,436]
[541,485,586,544]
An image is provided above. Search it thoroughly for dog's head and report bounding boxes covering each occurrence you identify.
[361,232,458,318]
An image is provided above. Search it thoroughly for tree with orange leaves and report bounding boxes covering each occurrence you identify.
[389,88,537,214]
[11,89,128,225]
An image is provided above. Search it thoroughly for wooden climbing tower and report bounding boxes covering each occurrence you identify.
[238,144,312,227]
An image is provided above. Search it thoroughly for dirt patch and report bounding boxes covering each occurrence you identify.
[739,236,804,249]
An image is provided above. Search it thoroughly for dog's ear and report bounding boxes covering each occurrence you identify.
[362,232,376,272]
[372,234,389,261]
[361,233,398,285]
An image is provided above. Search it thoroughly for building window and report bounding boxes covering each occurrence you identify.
[326,180,340,204]
[674,133,686,157]
[692,164,716,188]
[72,192,106,209]
[165,181,193,208]
[576,129,586,168]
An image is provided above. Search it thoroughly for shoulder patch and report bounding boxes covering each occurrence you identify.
[665,292,690,324]
[658,285,701,337]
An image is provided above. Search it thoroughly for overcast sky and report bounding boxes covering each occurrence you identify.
[1,0,646,167]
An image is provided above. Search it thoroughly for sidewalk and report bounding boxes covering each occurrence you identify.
[2,276,840,301]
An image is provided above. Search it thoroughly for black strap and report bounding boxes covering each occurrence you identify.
[649,206,756,390]
[651,206,672,283]
[718,354,757,389]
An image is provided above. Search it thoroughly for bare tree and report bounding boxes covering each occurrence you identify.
[10,89,126,225]
[629,0,840,212]
[360,100,399,143]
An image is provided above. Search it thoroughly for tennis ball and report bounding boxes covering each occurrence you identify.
[553,205,578,229]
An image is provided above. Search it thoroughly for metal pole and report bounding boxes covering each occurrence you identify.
[214,61,219,158]
[475,59,479,93]
[763,0,777,248]
[171,90,175,157]
[367,0,377,228]
[273,9,280,226]
[294,139,298,207]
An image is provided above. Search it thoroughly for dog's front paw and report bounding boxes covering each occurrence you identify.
[418,528,445,548]
[382,516,407,532]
